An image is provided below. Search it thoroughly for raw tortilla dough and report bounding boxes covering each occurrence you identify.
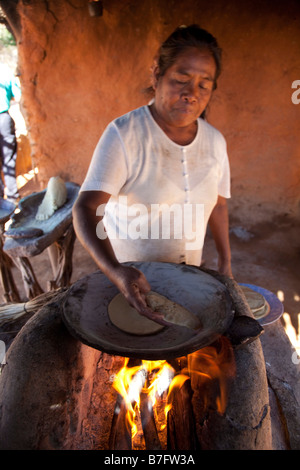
[108,293,164,335]
[108,290,202,335]
[240,285,270,319]
[36,176,67,221]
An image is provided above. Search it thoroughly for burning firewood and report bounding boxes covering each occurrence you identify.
[167,376,198,450]
[109,394,132,450]
[140,392,162,450]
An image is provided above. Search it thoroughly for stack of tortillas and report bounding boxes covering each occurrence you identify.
[240,285,270,320]
[108,291,202,335]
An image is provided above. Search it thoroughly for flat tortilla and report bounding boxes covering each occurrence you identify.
[108,290,202,335]
[146,291,202,330]
[108,292,164,335]
[240,285,270,320]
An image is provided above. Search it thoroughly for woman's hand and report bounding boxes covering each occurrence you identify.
[73,191,170,327]
[110,264,170,326]
[218,258,233,279]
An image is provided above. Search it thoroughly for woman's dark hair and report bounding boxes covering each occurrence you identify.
[156,24,222,91]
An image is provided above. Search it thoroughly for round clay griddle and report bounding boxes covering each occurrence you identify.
[62,262,234,360]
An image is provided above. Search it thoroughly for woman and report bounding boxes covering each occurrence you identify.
[73,25,232,325]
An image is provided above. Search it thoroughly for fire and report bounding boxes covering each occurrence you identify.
[186,337,235,414]
[278,290,300,361]
[283,312,300,360]
[112,358,147,437]
[112,358,174,438]
[142,360,174,407]
[112,337,235,448]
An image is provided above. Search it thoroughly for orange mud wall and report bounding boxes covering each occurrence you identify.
[17,0,300,225]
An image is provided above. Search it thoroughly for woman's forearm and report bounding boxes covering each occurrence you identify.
[208,196,232,277]
[72,191,120,278]
[72,191,157,318]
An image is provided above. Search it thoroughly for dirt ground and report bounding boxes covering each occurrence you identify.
[0,176,299,348]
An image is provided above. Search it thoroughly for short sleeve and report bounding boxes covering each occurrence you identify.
[216,133,231,199]
[11,78,21,102]
[80,122,128,196]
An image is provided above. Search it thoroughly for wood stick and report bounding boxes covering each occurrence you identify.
[109,358,143,450]
[140,392,162,450]
[47,223,76,289]
[109,394,132,450]
[12,256,44,299]
[0,225,21,303]
[167,377,198,450]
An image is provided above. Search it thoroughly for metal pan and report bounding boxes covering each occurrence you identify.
[62,261,235,360]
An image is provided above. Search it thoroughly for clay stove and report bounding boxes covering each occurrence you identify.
[0,263,272,450]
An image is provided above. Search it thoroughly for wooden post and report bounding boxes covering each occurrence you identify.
[0,223,21,303]
[13,257,44,299]
[47,224,76,290]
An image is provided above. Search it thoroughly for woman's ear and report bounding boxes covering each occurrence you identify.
[150,61,160,90]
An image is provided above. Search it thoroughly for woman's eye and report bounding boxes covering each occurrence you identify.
[199,81,212,90]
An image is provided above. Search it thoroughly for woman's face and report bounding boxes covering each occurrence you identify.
[152,47,217,131]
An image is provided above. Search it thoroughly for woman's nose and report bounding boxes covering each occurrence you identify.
[182,82,199,102]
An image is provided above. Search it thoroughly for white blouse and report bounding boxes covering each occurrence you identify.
[81,105,230,266]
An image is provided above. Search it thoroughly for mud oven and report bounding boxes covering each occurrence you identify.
[0,262,274,450]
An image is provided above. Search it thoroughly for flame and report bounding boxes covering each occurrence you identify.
[112,358,147,437]
[186,337,235,414]
[278,290,300,359]
[164,372,190,422]
[112,337,235,444]
[283,312,300,359]
[142,360,174,407]
[112,358,174,438]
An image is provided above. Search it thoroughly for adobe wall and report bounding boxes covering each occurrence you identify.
[16,0,300,225]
